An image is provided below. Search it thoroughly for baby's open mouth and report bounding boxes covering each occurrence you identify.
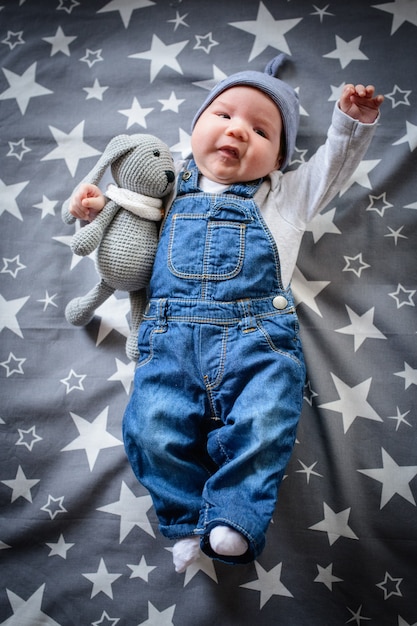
[219,146,239,159]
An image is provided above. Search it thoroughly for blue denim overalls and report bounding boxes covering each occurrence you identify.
[123,160,306,564]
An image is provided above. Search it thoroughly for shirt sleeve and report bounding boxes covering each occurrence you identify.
[268,103,380,229]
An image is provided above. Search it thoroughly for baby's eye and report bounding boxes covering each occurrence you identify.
[255,129,267,138]
[217,113,230,119]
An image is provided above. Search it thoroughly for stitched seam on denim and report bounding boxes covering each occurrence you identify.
[256,321,304,368]
[203,326,228,393]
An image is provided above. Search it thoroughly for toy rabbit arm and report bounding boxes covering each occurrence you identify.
[70,201,119,256]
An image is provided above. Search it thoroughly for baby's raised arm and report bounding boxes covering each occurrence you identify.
[339,84,384,124]
[69,183,106,221]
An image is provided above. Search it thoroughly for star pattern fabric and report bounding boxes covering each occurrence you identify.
[0,1,416,625]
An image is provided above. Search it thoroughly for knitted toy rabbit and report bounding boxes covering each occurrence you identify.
[62,133,175,361]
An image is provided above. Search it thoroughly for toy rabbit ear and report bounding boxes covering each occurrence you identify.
[81,134,143,186]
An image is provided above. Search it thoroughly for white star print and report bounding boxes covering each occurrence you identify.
[33,195,58,218]
[107,358,135,394]
[305,207,341,242]
[314,563,343,590]
[387,407,412,431]
[2,30,24,50]
[394,362,417,389]
[194,33,219,54]
[46,534,74,559]
[229,1,302,62]
[41,121,101,176]
[138,602,176,626]
[16,426,42,451]
[374,0,417,34]
[129,35,189,82]
[127,556,156,582]
[0,294,29,338]
[358,448,417,508]
[342,253,370,277]
[388,284,416,308]
[0,585,61,626]
[0,178,29,221]
[97,0,155,29]
[323,35,368,68]
[61,408,123,471]
[7,138,31,160]
[0,62,53,114]
[57,0,79,14]
[167,11,189,31]
[291,266,330,317]
[310,4,334,22]
[376,571,403,599]
[79,48,103,68]
[240,561,293,608]
[319,374,383,433]
[296,459,323,484]
[346,604,371,624]
[83,78,108,101]
[385,84,411,108]
[40,495,67,520]
[42,26,77,56]
[92,612,120,626]
[118,97,153,128]
[1,466,40,503]
[60,369,86,393]
[37,291,59,311]
[335,306,386,351]
[385,225,407,244]
[366,192,393,216]
[393,120,417,151]
[159,91,185,113]
[82,558,122,599]
[0,353,26,377]
[97,480,155,540]
[1,256,26,278]
[309,503,359,545]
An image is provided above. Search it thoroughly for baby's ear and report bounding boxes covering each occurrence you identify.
[275,155,284,170]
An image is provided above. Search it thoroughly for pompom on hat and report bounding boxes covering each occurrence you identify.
[191,54,299,171]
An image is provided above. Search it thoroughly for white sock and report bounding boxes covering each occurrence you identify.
[209,525,248,556]
[172,537,201,573]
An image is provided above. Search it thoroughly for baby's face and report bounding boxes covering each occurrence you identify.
[191,86,283,185]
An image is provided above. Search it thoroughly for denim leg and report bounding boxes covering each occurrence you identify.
[197,319,306,563]
[123,320,217,539]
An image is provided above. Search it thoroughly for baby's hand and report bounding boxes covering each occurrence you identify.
[69,183,106,221]
[339,84,384,124]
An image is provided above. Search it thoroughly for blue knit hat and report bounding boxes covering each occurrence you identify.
[191,54,299,171]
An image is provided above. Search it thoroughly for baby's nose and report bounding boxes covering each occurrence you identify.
[226,121,249,141]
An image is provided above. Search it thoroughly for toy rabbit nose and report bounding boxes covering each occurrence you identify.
[165,170,175,183]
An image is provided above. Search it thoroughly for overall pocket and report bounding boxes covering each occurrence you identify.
[168,200,252,280]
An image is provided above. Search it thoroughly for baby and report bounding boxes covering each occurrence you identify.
[69,55,383,572]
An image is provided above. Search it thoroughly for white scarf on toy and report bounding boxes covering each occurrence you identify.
[106,184,163,221]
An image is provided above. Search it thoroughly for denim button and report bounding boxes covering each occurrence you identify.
[182,171,192,181]
[272,295,288,310]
